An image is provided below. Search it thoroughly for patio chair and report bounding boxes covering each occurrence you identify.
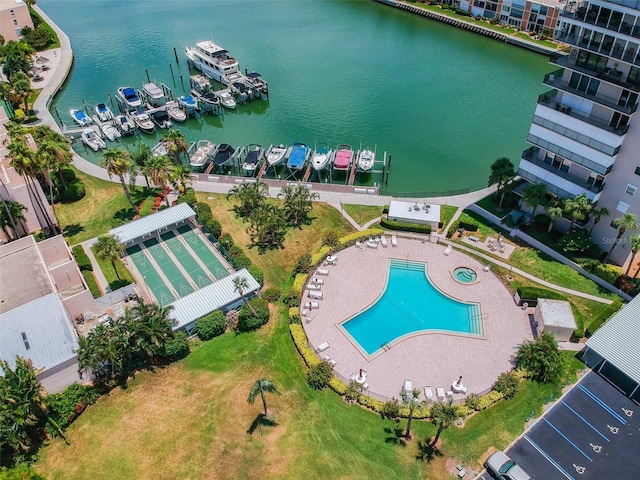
[436,386,445,400]
[317,268,329,276]
[380,235,388,247]
[304,315,312,323]
[313,278,325,285]
[356,239,363,249]
[307,283,321,290]
[362,383,369,390]
[366,240,378,249]
[444,245,452,256]
[391,234,398,247]
[316,341,330,352]
[424,386,434,401]
[322,355,336,366]
[402,379,413,398]
[308,290,324,300]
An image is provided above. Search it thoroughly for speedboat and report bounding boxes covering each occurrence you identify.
[81,128,106,151]
[150,110,171,129]
[142,82,166,107]
[178,95,198,113]
[217,91,236,109]
[266,144,287,167]
[94,103,113,122]
[114,114,135,135]
[189,140,215,171]
[356,148,375,172]
[311,143,333,171]
[117,86,142,110]
[230,81,252,102]
[166,103,186,122]
[333,144,353,171]
[286,143,310,171]
[244,72,269,98]
[152,141,169,158]
[101,123,121,142]
[130,109,155,133]
[185,40,240,83]
[191,90,219,109]
[212,143,236,170]
[70,109,92,126]
[241,144,263,175]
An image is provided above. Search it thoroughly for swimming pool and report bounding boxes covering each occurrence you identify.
[453,267,478,284]
[341,260,482,355]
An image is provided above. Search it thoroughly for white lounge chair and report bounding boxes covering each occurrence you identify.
[307,283,321,290]
[316,341,330,352]
[313,278,325,285]
[317,268,329,276]
[444,245,452,256]
[309,290,324,300]
[380,235,388,247]
[436,386,445,400]
[402,379,412,399]
[355,239,363,249]
[363,382,369,390]
[391,234,398,247]
[322,355,336,366]
[424,386,434,401]
[303,302,320,310]
[366,240,378,249]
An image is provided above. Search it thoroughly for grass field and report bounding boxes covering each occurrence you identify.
[90,245,134,291]
[341,204,382,227]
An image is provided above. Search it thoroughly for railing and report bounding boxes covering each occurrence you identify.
[380,187,470,199]
[550,52,640,92]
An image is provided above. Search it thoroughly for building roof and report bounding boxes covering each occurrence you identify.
[0,0,28,12]
[109,203,196,244]
[586,295,640,384]
[0,294,78,373]
[168,269,260,330]
[388,200,441,224]
[537,298,576,329]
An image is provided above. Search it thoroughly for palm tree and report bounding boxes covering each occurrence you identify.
[161,129,189,165]
[37,137,73,195]
[563,193,592,232]
[169,165,193,193]
[101,147,138,213]
[129,142,153,188]
[143,155,173,206]
[521,183,547,222]
[247,378,280,417]
[400,387,423,440]
[0,200,27,240]
[278,184,319,227]
[227,181,269,218]
[546,205,564,233]
[488,157,515,210]
[589,206,610,234]
[234,275,257,316]
[94,234,124,280]
[607,213,638,261]
[625,234,640,276]
[11,72,33,114]
[429,399,464,448]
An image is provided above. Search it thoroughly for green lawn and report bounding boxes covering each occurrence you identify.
[342,203,382,227]
[440,205,459,231]
[90,245,134,291]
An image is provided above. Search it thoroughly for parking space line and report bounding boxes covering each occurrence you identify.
[543,418,593,461]
[524,435,575,480]
[578,384,627,425]
[561,401,610,442]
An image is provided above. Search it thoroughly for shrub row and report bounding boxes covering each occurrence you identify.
[82,270,101,298]
[516,286,566,302]
[195,201,222,239]
[217,232,263,284]
[288,306,301,324]
[338,228,384,248]
[289,324,320,367]
[194,311,227,340]
[379,218,431,235]
[586,297,623,337]
[71,245,92,272]
[292,273,308,295]
[46,384,99,432]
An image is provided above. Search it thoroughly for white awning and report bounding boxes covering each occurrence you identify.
[109,203,196,244]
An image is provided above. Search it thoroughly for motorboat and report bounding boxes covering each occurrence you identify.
[142,82,166,107]
[152,141,169,158]
[212,143,236,170]
[191,89,219,108]
[117,86,142,110]
[114,114,135,135]
[70,108,92,126]
[266,144,287,167]
[81,128,106,151]
[189,140,215,171]
[230,81,252,102]
[178,95,198,115]
[311,143,333,171]
[130,109,155,133]
[94,103,113,122]
[101,123,121,142]
[244,72,269,98]
[216,91,236,110]
[166,103,186,122]
[356,148,375,172]
[150,110,172,129]
[185,40,240,83]
[286,143,310,171]
[241,144,263,175]
[333,144,353,171]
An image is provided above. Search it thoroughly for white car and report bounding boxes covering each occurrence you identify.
[485,451,534,480]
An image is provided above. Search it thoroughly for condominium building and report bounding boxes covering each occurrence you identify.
[459,0,563,33]
[0,0,33,42]
[517,0,640,267]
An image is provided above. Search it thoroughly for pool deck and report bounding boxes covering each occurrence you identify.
[302,236,533,401]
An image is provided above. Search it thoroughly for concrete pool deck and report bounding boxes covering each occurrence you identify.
[302,236,533,401]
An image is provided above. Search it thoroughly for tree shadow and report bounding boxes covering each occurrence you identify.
[246,413,278,435]
[63,223,84,237]
[383,424,406,447]
[416,438,444,463]
[112,207,137,224]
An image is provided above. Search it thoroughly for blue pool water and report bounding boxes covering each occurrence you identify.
[342,260,482,355]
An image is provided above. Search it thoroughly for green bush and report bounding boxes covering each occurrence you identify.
[464,392,481,411]
[516,287,566,302]
[307,360,333,389]
[205,218,222,239]
[60,179,86,202]
[288,306,301,324]
[233,254,252,270]
[329,377,348,396]
[218,233,234,250]
[247,265,264,286]
[237,298,270,332]
[46,384,99,433]
[381,398,401,419]
[493,371,519,399]
[283,289,300,308]
[557,228,598,255]
[534,214,551,230]
[82,270,101,298]
[0,464,46,480]
[262,287,281,303]
[382,205,389,214]
[289,324,320,367]
[71,245,92,271]
[162,331,190,359]
[380,218,431,234]
[458,220,479,232]
[292,253,312,276]
[475,390,505,410]
[322,231,340,250]
[195,311,226,340]
[586,297,623,337]
[292,273,308,295]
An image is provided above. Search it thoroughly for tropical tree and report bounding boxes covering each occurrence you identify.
[11,72,33,114]
[607,213,638,261]
[589,206,610,234]
[93,234,124,280]
[546,205,564,233]
[142,154,173,206]
[101,147,138,212]
[36,136,73,192]
[515,332,562,383]
[400,387,423,440]
[169,164,193,193]
[161,129,189,165]
[521,183,548,222]
[0,200,27,240]
[488,157,515,210]
[626,234,640,277]
[227,181,269,218]
[2,40,34,80]
[247,378,280,417]
[429,399,464,448]
[233,275,257,316]
[129,142,153,188]
[563,193,592,231]
[248,203,287,252]
[278,184,319,227]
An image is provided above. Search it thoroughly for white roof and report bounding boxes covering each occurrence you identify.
[586,295,640,384]
[537,299,576,329]
[0,294,78,374]
[388,200,441,224]
[109,203,196,244]
[168,269,260,330]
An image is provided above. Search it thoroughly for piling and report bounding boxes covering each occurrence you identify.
[108,93,114,108]
[169,63,175,80]
[180,75,185,92]
[145,69,150,83]
[174,47,179,64]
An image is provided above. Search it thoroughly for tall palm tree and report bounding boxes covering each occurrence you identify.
[234,275,257,316]
[625,234,640,277]
[101,148,138,213]
[400,387,423,440]
[607,213,638,261]
[94,234,124,280]
[0,200,27,240]
[36,136,73,191]
[563,193,592,232]
[429,399,464,448]
[227,181,269,218]
[161,129,189,165]
[521,183,547,222]
[247,378,280,417]
[589,206,610,234]
[488,157,515,210]
[546,205,564,233]
[143,155,173,206]
[129,142,153,188]
[169,164,193,193]
[278,184,319,227]
[11,72,33,114]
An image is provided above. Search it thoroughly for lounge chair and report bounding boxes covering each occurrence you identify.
[402,379,413,398]
[391,234,398,247]
[444,245,452,256]
[309,290,324,300]
[380,235,388,247]
[366,240,378,249]
[303,302,320,310]
[322,355,336,366]
[355,239,364,249]
[446,390,454,399]
[424,386,434,401]
[313,278,325,285]
[316,341,330,352]
[307,283,321,290]
[317,268,329,276]
[304,315,312,323]
[362,382,369,390]
[436,386,445,400]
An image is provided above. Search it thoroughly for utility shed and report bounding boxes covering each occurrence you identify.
[534,299,576,342]
[387,201,441,230]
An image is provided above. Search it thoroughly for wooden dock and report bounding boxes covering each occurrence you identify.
[302,164,313,182]
[256,160,269,179]
[347,157,358,186]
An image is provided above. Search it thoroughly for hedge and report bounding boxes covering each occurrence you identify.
[458,220,479,232]
[71,245,92,271]
[289,324,320,367]
[516,287,566,302]
[292,273,308,295]
[247,265,264,286]
[338,228,384,247]
[380,218,431,234]
[586,297,623,337]
[82,270,101,298]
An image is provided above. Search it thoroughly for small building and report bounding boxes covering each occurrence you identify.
[387,200,441,231]
[533,298,576,342]
[0,0,34,42]
[458,0,562,33]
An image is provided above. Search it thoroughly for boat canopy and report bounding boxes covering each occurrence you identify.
[245,150,260,165]
[122,87,138,101]
[213,144,234,165]
[334,149,352,169]
[287,144,308,169]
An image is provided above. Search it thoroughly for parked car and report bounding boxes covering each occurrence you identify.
[485,451,534,480]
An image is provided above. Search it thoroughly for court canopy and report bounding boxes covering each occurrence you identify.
[109,203,196,246]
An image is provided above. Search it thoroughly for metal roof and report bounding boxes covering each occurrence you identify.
[168,269,260,330]
[109,203,196,244]
[586,295,640,384]
[0,293,78,374]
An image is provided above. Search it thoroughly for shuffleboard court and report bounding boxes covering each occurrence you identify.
[143,238,194,298]
[177,225,229,279]
[126,244,175,306]
[160,231,213,289]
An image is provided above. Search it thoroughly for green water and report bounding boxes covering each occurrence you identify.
[41,0,550,194]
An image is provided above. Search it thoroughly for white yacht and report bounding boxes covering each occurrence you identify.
[130,110,155,133]
[94,103,113,122]
[189,140,215,171]
[166,102,186,122]
[81,128,106,151]
[114,114,135,135]
[311,143,333,171]
[101,123,121,142]
[185,40,240,83]
[356,148,375,172]
[266,144,287,167]
[117,86,142,110]
[217,91,236,110]
[142,82,166,107]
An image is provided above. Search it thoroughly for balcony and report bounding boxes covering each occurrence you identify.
[550,52,640,92]
[537,93,629,136]
[553,33,639,65]
[521,148,605,195]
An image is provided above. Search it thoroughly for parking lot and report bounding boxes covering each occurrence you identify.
[479,371,638,479]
